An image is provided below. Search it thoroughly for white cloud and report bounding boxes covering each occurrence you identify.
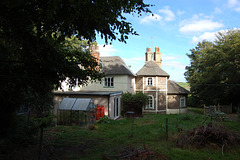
[122,56,145,64]
[179,19,224,34]
[228,0,238,7]
[228,0,240,12]
[191,28,240,43]
[140,14,162,24]
[177,9,185,16]
[213,7,222,14]
[236,6,240,12]
[158,6,175,21]
[162,56,176,61]
[98,45,117,56]
[122,56,145,74]
[162,54,184,61]
[192,31,218,43]
[162,61,186,70]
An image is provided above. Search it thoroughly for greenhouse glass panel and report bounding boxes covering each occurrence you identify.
[58,98,77,110]
[72,98,92,111]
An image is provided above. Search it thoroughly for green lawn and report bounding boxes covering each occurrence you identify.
[42,113,239,160]
[177,82,190,91]
[188,107,204,114]
[2,113,240,159]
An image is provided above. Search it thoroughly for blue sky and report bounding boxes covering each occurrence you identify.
[96,0,240,82]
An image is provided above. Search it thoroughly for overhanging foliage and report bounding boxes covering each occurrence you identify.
[185,29,240,105]
[0,0,152,133]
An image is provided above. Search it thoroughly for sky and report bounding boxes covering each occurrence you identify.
[96,0,240,82]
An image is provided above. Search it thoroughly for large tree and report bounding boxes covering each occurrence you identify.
[185,29,240,106]
[0,0,152,133]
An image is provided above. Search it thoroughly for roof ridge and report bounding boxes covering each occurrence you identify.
[137,61,169,76]
[100,56,135,76]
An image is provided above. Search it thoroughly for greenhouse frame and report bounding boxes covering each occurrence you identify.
[57,98,96,125]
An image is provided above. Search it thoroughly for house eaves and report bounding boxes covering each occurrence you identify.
[167,80,189,95]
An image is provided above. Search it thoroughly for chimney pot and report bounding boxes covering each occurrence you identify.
[146,47,151,52]
[154,46,161,68]
[145,47,153,62]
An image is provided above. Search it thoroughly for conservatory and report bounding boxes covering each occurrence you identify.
[57,98,96,126]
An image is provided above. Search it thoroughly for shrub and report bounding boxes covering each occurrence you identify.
[6,115,40,146]
[132,92,148,110]
[97,115,113,124]
[122,92,133,114]
[122,92,148,116]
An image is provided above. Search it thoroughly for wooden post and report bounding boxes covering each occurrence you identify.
[204,104,206,116]
[166,118,168,141]
[38,127,43,160]
[131,115,134,137]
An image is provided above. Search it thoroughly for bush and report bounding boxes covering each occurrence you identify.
[4,113,54,146]
[6,115,40,146]
[122,92,148,116]
[97,115,113,124]
[132,92,148,110]
[122,92,133,114]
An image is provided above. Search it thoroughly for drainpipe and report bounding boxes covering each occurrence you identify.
[156,90,158,113]
[108,95,110,117]
[156,76,158,113]
[143,77,144,93]
[166,77,168,114]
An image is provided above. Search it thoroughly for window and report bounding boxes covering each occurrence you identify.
[180,97,186,107]
[146,95,154,109]
[104,77,114,87]
[147,77,154,86]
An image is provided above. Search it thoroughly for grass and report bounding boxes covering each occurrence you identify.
[188,107,204,114]
[177,82,190,91]
[2,113,240,159]
[44,114,239,159]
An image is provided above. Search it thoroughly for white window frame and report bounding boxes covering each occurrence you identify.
[180,97,186,107]
[114,97,120,119]
[146,95,154,109]
[146,77,154,86]
[104,77,114,87]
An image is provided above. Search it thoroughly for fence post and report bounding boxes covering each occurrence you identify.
[204,104,206,116]
[166,118,168,141]
[38,126,43,160]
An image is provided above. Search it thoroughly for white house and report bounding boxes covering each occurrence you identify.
[53,46,135,119]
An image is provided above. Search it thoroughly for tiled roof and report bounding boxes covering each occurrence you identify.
[136,61,169,77]
[100,56,135,76]
[168,80,189,95]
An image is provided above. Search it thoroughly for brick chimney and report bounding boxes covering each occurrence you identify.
[154,47,161,67]
[145,47,153,63]
[89,45,100,70]
[90,45,99,59]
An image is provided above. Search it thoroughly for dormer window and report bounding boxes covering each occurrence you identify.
[104,77,114,87]
[147,77,154,86]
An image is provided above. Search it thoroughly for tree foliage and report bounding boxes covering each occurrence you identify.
[0,0,152,133]
[185,29,240,105]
